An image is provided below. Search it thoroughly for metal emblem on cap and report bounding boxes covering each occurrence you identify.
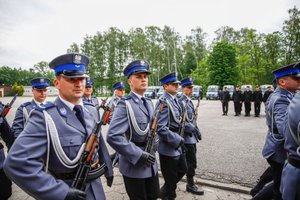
[74,54,82,64]
[140,60,145,66]
[41,78,44,82]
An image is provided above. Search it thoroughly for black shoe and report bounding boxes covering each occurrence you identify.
[222,113,225,116]
[186,184,204,195]
[249,179,266,197]
[234,114,238,116]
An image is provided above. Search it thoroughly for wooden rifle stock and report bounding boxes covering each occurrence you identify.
[145,102,164,153]
[1,94,17,117]
[71,122,101,190]
[179,99,189,138]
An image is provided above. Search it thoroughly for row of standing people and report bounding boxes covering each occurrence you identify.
[249,62,300,200]
[0,53,203,200]
[220,85,274,117]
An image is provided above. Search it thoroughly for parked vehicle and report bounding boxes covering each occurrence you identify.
[206,85,220,100]
[241,85,253,93]
[192,85,203,100]
[144,86,161,99]
[260,84,274,95]
[223,85,234,99]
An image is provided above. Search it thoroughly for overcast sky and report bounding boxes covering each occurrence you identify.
[0,0,299,69]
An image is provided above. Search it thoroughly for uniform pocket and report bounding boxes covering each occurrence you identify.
[59,135,84,160]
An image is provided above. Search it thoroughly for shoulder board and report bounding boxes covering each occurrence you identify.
[280,93,293,99]
[21,102,31,107]
[92,96,98,100]
[144,97,152,101]
[34,102,55,112]
[158,96,167,103]
[122,96,132,100]
[83,101,95,107]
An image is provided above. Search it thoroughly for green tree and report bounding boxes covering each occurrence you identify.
[282,6,300,64]
[207,41,238,87]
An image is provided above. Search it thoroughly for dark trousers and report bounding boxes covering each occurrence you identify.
[123,173,160,200]
[244,102,251,115]
[185,144,197,178]
[159,153,187,199]
[0,168,12,200]
[252,183,273,200]
[234,102,241,115]
[222,102,229,114]
[254,102,261,116]
[267,158,284,200]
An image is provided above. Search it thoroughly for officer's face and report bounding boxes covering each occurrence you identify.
[279,76,300,93]
[182,86,193,97]
[164,83,179,95]
[115,88,125,98]
[32,88,47,103]
[54,76,86,104]
[128,72,149,95]
[84,86,93,96]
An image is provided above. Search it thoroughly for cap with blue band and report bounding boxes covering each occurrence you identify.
[181,77,194,87]
[123,60,150,78]
[49,53,89,78]
[272,62,300,79]
[113,81,125,90]
[31,77,50,89]
[160,72,181,85]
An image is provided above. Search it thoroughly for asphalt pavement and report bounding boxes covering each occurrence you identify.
[1,96,266,199]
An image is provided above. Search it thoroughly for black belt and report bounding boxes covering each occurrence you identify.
[169,127,179,132]
[133,141,147,147]
[288,156,300,169]
[51,163,107,180]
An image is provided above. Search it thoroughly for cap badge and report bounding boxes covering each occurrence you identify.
[74,55,82,64]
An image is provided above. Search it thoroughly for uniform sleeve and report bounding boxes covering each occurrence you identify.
[11,105,25,139]
[273,97,290,138]
[106,100,143,165]
[157,101,183,148]
[4,110,69,200]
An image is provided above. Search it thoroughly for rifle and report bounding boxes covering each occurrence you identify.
[99,97,109,110]
[72,94,116,190]
[1,94,17,117]
[145,101,164,154]
[193,97,201,142]
[179,99,189,138]
[193,96,200,126]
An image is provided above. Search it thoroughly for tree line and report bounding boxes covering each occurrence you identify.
[0,7,299,95]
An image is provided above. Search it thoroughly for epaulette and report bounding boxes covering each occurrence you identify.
[158,96,167,103]
[280,93,293,100]
[144,97,152,101]
[122,96,132,100]
[21,102,31,107]
[83,101,95,107]
[34,102,56,112]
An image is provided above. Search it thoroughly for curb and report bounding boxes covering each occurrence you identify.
[157,171,251,195]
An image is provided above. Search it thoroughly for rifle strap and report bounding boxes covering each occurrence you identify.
[43,110,85,172]
[124,100,149,137]
[183,100,193,122]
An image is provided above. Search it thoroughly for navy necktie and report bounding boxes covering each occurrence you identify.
[73,105,86,129]
[141,97,149,114]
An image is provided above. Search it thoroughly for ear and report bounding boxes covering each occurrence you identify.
[53,79,60,89]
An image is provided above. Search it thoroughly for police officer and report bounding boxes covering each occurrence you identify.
[232,86,243,116]
[243,86,253,116]
[220,86,230,116]
[262,62,300,200]
[107,60,160,200]
[82,77,99,107]
[281,65,300,199]
[178,77,203,195]
[156,72,187,200]
[11,77,50,139]
[111,81,126,109]
[252,86,263,117]
[0,103,13,200]
[4,53,113,200]
[263,86,274,104]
